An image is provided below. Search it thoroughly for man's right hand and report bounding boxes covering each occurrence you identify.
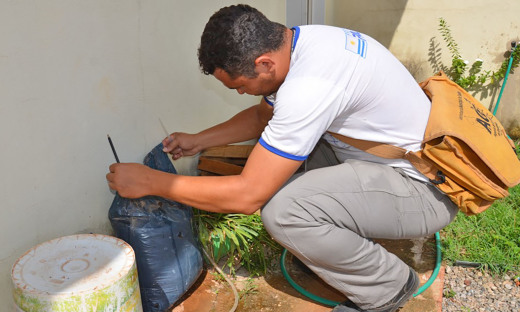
[162,132,202,160]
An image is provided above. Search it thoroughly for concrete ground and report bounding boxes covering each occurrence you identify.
[170,236,443,312]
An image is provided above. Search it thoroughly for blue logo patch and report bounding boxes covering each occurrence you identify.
[343,29,367,58]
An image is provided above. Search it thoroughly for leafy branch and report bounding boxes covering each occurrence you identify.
[437,17,519,90]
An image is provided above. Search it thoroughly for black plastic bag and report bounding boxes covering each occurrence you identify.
[109,143,203,312]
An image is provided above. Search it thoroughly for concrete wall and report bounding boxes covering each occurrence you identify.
[0,0,284,307]
[1,0,518,308]
[325,0,520,133]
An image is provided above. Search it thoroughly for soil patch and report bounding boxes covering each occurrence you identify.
[170,236,443,312]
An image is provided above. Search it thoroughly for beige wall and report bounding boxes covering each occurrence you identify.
[325,0,520,133]
[0,0,284,307]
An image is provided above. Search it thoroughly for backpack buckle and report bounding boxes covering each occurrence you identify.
[430,170,446,185]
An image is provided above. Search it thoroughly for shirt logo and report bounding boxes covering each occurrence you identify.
[343,29,367,58]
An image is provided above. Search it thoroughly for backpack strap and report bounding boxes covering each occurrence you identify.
[328,132,407,159]
[328,132,447,185]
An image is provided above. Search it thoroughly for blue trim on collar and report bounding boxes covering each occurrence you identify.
[259,138,308,161]
[263,96,274,106]
[291,26,300,52]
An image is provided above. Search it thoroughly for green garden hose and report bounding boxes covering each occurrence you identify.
[280,232,442,307]
[492,43,518,116]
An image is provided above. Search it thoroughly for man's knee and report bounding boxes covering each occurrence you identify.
[260,188,297,241]
[261,194,283,236]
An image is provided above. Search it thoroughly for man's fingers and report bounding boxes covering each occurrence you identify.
[162,134,175,152]
[107,180,115,190]
[106,164,120,186]
[108,163,118,173]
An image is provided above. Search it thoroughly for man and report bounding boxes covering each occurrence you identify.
[107,4,458,312]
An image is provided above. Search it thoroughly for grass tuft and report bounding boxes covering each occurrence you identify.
[194,210,281,276]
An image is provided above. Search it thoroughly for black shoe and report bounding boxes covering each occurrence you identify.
[331,267,419,312]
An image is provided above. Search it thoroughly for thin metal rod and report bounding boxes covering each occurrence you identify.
[107,134,120,163]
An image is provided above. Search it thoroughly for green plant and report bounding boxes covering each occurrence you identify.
[210,271,226,282]
[443,288,456,299]
[238,278,259,299]
[433,17,519,90]
[194,210,281,276]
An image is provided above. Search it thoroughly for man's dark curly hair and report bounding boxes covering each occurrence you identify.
[198,4,287,78]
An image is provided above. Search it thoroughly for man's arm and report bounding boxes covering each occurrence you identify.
[107,143,302,215]
[163,98,273,159]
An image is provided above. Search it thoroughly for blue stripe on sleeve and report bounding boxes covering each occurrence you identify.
[259,138,308,161]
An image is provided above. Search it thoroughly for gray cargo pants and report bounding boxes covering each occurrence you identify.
[261,141,458,310]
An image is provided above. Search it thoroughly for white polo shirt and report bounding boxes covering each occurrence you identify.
[259,25,431,181]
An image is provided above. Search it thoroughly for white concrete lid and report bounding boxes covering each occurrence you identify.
[12,234,135,296]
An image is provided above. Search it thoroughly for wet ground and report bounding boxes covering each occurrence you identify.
[170,236,443,312]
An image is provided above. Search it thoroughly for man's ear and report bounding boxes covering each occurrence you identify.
[254,54,275,74]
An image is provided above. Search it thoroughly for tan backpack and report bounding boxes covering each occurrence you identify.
[331,71,520,215]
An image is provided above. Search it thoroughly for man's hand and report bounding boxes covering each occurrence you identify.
[106,163,163,198]
[106,143,302,214]
[162,132,202,160]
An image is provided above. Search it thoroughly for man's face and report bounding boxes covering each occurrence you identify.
[213,68,278,97]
